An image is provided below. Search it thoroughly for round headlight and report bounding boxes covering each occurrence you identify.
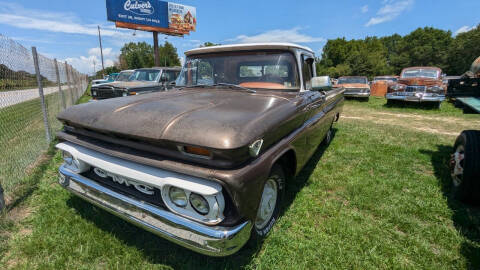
[190,193,210,215]
[62,151,73,165]
[169,186,188,208]
[122,92,128,97]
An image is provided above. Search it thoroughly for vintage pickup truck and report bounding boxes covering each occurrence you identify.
[91,67,180,100]
[55,43,344,256]
[386,66,446,107]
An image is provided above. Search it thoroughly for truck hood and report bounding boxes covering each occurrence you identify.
[58,89,296,150]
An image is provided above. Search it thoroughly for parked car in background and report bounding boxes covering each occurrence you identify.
[55,43,344,256]
[114,70,135,82]
[91,67,180,100]
[91,73,119,86]
[443,76,461,87]
[386,67,446,107]
[335,76,370,100]
[370,76,398,97]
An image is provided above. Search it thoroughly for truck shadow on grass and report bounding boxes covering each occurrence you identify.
[420,145,480,269]
[384,100,441,110]
[65,130,334,269]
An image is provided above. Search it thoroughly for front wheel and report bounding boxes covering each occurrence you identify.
[253,165,285,238]
[450,130,480,204]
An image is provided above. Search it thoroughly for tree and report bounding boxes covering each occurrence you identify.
[119,42,154,70]
[97,66,120,78]
[447,25,480,75]
[118,41,181,69]
[201,42,220,47]
[158,41,181,67]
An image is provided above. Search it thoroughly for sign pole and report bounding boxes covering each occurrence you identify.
[153,31,160,67]
[98,25,105,76]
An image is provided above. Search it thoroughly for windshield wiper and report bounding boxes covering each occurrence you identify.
[212,83,256,93]
[178,83,256,93]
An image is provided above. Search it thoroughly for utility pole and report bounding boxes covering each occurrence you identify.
[93,59,96,75]
[164,36,168,67]
[97,25,105,76]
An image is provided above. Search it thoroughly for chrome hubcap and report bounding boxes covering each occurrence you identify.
[451,145,465,187]
[255,178,278,229]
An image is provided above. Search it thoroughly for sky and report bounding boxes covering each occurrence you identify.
[0,0,478,75]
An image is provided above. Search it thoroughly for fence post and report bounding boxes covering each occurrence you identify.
[54,59,66,109]
[32,47,51,143]
[65,62,75,105]
[0,183,5,212]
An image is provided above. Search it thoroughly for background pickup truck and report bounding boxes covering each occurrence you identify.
[91,67,180,100]
[55,43,344,256]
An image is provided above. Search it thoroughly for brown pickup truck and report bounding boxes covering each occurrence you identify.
[55,43,344,256]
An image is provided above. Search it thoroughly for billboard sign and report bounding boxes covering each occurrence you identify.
[106,0,196,35]
[168,3,196,32]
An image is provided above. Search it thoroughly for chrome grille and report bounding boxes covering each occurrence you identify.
[405,85,426,93]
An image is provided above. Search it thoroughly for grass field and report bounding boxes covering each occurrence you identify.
[0,84,87,205]
[1,97,480,269]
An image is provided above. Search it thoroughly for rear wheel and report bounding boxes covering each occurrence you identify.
[450,130,480,204]
[253,165,285,238]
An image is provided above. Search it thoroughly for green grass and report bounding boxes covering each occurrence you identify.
[350,96,480,119]
[0,84,88,206]
[1,99,479,269]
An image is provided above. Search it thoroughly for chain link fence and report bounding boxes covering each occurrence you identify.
[0,34,88,209]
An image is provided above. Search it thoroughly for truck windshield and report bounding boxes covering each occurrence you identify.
[116,72,134,82]
[401,69,439,79]
[374,77,397,82]
[130,70,160,82]
[176,51,300,90]
[337,77,367,84]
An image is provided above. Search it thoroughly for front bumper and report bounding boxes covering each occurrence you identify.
[58,165,252,256]
[344,90,370,98]
[386,92,445,102]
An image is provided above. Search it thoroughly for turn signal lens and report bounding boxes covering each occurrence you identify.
[62,151,73,165]
[184,146,211,157]
[190,193,210,215]
[169,186,188,208]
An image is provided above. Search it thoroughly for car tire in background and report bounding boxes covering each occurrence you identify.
[450,130,480,204]
[252,164,285,240]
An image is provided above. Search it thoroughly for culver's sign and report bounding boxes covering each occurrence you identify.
[106,0,169,28]
[124,0,154,16]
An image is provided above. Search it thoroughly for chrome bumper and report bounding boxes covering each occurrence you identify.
[386,93,445,102]
[344,91,370,98]
[58,165,252,256]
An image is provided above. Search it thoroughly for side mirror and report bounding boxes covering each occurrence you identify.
[311,76,332,91]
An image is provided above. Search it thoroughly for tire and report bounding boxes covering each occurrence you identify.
[436,102,442,109]
[386,99,394,106]
[450,130,480,204]
[322,125,333,146]
[252,165,285,239]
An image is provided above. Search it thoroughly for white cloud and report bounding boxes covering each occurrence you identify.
[454,25,475,36]
[361,5,369,13]
[0,2,149,39]
[63,47,119,75]
[366,0,414,27]
[227,27,324,44]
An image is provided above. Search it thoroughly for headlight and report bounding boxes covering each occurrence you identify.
[426,86,444,93]
[92,91,97,96]
[190,193,210,215]
[62,151,73,165]
[122,92,128,97]
[390,84,405,91]
[169,186,188,208]
[62,150,89,173]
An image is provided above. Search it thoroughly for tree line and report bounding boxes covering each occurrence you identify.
[95,41,181,78]
[316,25,480,78]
